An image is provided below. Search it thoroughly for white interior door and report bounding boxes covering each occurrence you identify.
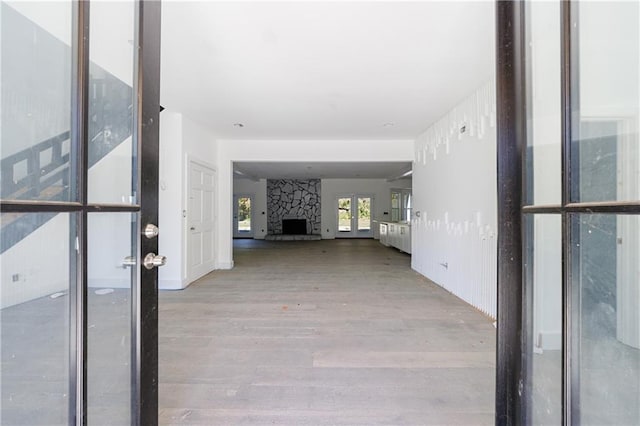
[336,195,373,238]
[233,194,254,238]
[187,160,216,281]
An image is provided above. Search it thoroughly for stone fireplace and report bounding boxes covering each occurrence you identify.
[267,179,321,236]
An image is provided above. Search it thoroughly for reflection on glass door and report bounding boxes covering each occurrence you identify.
[0,212,73,425]
[87,213,136,425]
[336,195,373,238]
[498,1,640,424]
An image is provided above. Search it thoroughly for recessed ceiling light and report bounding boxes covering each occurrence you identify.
[383,122,395,128]
[233,123,244,128]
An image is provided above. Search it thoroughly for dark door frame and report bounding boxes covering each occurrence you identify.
[495,2,526,422]
[0,1,161,424]
[495,1,640,424]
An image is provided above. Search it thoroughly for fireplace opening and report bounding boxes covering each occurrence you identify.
[282,219,307,235]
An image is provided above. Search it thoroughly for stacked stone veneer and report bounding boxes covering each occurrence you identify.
[267,179,321,235]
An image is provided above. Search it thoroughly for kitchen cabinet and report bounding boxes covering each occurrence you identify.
[379,221,411,254]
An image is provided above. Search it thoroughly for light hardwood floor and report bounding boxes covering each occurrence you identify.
[159,239,496,425]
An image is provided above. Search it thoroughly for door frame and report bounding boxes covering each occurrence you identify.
[134,3,162,424]
[335,194,374,238]
[0,2,162,424]
[233,193,254,238]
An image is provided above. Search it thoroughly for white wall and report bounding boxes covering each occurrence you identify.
[412,80,497,318]
[158,111,184,289]
[233,178,268,239]
[158,110,218,289]
[320,178,411,239]
[217,139,414,267]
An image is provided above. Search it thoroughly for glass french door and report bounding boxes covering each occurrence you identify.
[233,194,253,238]
[336,195,373,238]
[496,1,640,424]
[0,2,161,425]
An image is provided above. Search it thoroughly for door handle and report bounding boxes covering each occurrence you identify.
[190,226,196,231]
[143,253,167,270]
[122,256,136,267]
[123,254,167,269]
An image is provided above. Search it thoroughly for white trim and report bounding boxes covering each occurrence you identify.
[186,155,217,173]
[217,260,234,270]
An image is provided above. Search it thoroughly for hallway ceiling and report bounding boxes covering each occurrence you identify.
[160,1,495,140]
[234,161,412,180]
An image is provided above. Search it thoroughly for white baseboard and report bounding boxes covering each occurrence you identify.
[217,260,234,270]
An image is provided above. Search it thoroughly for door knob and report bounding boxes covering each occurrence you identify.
[143,253,167,270]
[190,227,196,231]
[143,224,159,239]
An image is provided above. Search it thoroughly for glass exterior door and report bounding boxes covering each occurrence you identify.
[496,1,640,424]
[337,197,352,234]
[0,2,162,425]
[233,195,253,238]
[356,196,372,236]
[336,195,373,238]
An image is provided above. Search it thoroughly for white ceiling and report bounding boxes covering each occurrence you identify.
[234,161,412,180]
[160,1,495,140]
